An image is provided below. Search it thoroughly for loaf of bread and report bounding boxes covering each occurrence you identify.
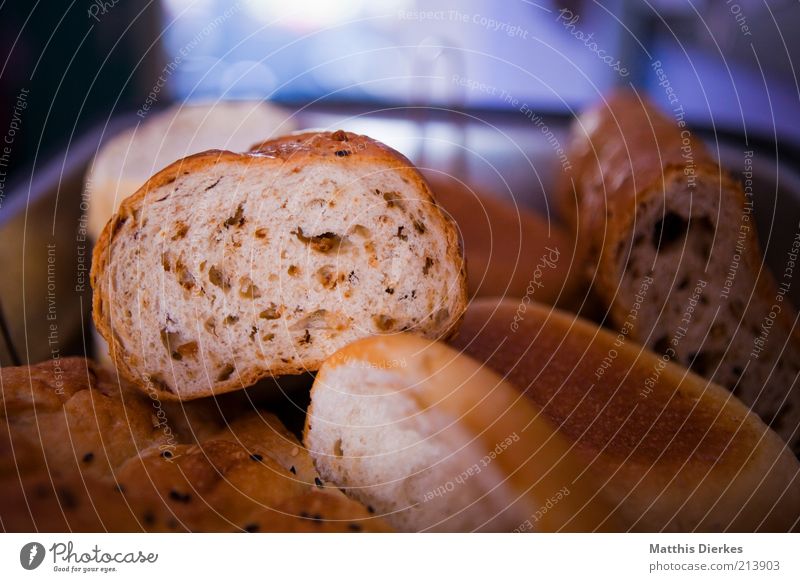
[305,301,799,531]
[558,90,800,453]
[0,357,390,532]
[424,173,579,305]
[450,299,800,531]
[92,130,467,400]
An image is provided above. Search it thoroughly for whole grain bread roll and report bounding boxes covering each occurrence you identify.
[305,302,800,532]
[424,173,579,305]
[558,90,800,453]
[0,357,390,532]
[92,130,467,400]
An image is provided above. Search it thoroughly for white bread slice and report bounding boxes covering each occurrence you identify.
[91,131,467,400]
[304,334,619,532]
[450,299,800,531]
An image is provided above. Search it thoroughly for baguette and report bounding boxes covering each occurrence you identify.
[558,90,800,452]
[92,130,467,400]
[450,299,800,531]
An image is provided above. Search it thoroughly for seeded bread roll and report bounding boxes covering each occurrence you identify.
[424,173,579,305]
[305,334,619,532]
[450,299,800,531]
[0,357,391,532]
[92,130,467,400]
[558,90,800,452]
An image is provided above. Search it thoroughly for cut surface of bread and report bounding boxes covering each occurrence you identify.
[450,299,800,531]
[92,131,467,400]
[559,90,800,452]
[0,357,390,532]
[86,101,296,371]
[305,334,624,532]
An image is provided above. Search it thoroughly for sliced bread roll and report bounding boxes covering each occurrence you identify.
[558,90,800,453]
[424,173,579,305]
[92,131,467,400]
[304,334,619,532]
[450,299,800,531]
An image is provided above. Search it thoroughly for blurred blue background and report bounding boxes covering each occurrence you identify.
[1,0,799,183]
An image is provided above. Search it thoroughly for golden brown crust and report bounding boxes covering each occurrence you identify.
[560,92,746,298]
[0,358,392,532]
[557,91,800,450]
[91,132,467,400]
[305,334,622,532]
[424,173,580,306]
[450,299,800,531]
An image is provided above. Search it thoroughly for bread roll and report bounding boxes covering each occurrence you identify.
[305,334,619,532]
[450,299,800,531]
[0,357,390,532]
[558,90,800,453]
[92,131,467,400]
[424,173,579,304]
